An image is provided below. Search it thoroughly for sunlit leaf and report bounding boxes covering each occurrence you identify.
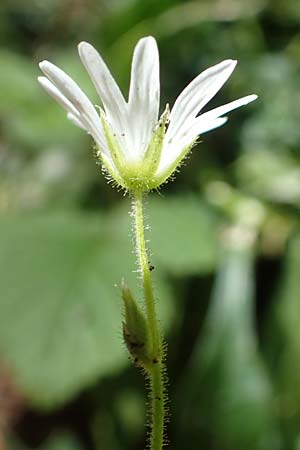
[236,150,300,206]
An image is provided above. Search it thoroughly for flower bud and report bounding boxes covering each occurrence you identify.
[121,280,152,370]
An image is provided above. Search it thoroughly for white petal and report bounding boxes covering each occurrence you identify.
[157,93,257,179]
[39,60,107,153]
[128,36,160,158]
[157,117,227,177]
[199,94,258,122]
[67,112,86,129]
[78,42,129,155]
[40,61,99,124]
[186,116,228,137]
[38,76,80,119]
[167,59,237,141]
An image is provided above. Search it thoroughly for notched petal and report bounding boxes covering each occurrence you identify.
[78,41,129,148]
[167,59,237,141]
[127,36,160,158]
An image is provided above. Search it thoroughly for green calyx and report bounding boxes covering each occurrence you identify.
[98,106,197,192]
[99,107,170,193]
[121,279,152,370]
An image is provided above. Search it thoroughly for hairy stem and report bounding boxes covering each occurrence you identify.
[132,191,166,450]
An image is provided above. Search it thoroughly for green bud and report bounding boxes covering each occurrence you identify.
[121,279,152,370]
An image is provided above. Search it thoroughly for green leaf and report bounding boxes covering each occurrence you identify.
[41,432,83,450]
[149,195,219,275]
[179,246,278,449]
[273,232,300,446]
[0,49,87,152]
[0,210,174,409]
[7,431,83,450]
[236,150,300,206]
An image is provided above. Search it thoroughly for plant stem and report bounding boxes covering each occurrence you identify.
[132,190,166,450]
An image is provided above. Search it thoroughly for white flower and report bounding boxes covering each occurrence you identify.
[38,36,257,192]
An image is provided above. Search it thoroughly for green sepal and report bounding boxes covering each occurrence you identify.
[152,137,197,189]
[143,104,169,180]
[100,111,127,178]
[121,279,152,370]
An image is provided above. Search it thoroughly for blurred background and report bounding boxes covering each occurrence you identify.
[0,0,300,449]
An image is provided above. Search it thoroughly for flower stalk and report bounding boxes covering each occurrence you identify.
[132,191,166,450]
